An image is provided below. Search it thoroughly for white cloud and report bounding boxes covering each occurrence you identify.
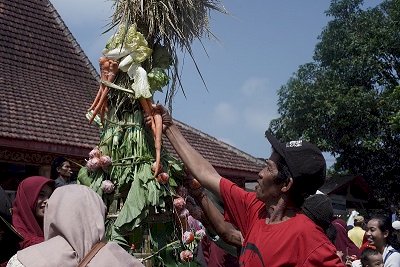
[51,0,115,72]
[243,106,270,133]
[240,77,269,97]
[51,0,113,22]
[213,102,237,125]
[236,77,278,133]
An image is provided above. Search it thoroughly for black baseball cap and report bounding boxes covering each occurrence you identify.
[265,131,326,195]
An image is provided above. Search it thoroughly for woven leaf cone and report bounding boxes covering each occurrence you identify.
[79,0,226,265]
[109,0,226,106]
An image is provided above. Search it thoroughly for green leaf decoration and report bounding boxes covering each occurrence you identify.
[146,179,160,206]
[91,172,104,196]
[77,167,92,186]
[114,173,147,230]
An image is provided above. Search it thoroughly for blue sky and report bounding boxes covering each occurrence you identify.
[51,0,352,166]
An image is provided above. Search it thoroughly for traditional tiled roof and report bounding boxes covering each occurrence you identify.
[0,0,265,179]
[168,121,266,179]
[319,175,369,195]
[0,0,100,156]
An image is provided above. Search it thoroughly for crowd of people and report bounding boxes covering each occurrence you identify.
[0,182,144,266]
[145,104,400,267]
[0,104,399,266]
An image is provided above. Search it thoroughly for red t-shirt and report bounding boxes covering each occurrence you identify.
[200,236,240,267]
[220,178,344,267]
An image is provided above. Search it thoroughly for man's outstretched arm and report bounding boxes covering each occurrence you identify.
[164,122,222,197]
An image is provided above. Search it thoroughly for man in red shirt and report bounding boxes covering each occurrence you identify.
[151,105,344,266]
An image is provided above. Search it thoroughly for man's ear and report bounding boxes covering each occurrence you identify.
[281,177,293,193]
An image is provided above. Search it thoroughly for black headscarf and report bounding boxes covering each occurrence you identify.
[302,194,334,232]
[0,186,12,222]
[0,186,22,264]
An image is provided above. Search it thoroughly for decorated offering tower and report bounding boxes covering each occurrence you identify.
[77,0,225,265]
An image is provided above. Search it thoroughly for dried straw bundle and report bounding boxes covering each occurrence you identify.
[108,0,226,108]
[112,0,225,48]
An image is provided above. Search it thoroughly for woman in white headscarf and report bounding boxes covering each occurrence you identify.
[7,184,143,267]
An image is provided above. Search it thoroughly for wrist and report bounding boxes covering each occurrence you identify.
[191,187,205,200]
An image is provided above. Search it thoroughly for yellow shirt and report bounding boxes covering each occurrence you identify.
[348,226,365,248]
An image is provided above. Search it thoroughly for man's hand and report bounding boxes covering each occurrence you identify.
[184,172,205,199]
[143,104,172,132]
[151,104,173,132]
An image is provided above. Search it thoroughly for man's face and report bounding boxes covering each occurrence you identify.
[255,152,284,202]
[57,161,72,179]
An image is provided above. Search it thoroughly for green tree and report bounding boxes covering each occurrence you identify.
[270,0,400,203]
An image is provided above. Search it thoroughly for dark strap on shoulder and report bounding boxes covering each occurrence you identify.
[78,241,107,267]
[383,249,396,263]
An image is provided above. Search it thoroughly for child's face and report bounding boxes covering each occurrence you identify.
[366,254,383,267]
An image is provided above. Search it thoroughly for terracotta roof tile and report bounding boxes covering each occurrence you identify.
[164,120,266,173]
[0,0,100,150]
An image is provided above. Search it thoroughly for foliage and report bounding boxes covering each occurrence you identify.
[269,0,400,203]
